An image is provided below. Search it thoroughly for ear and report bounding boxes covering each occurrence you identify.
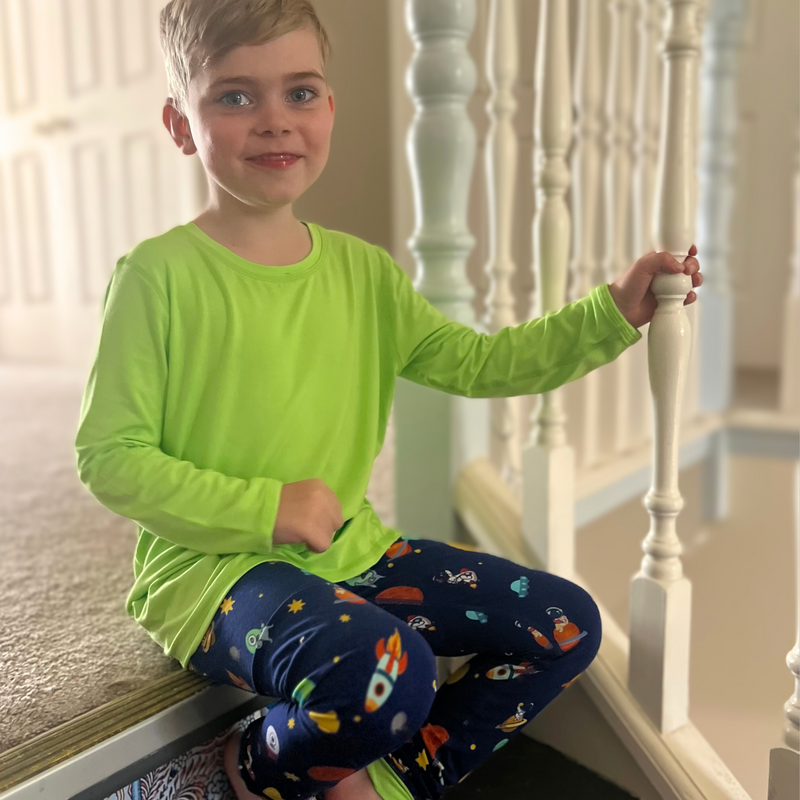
[328,89,335,117]
[162,99,197,156]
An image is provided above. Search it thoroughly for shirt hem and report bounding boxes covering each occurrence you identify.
[366,758,417,800]
[171,525,403,669]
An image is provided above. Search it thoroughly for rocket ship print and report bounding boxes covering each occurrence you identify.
[527,627,553,649]
[547,607,588,651]
[485,662,541,680]
[265,725,280,760]
[365,629,408,712]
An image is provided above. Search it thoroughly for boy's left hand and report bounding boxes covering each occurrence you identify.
[608,244,702,330]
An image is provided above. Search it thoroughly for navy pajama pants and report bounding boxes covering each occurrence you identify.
[187,537,602,800]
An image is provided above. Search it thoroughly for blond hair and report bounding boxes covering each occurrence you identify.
[160,0,331,116]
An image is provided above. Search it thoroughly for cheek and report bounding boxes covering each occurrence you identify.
[306,114,334,148]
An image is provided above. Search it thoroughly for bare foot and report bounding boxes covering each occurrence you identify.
[323,766,382,800]
[223,729,265,800]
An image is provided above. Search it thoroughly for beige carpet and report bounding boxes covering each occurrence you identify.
[0,363,397,754]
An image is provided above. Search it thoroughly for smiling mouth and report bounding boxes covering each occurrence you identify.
[249,154,302,162]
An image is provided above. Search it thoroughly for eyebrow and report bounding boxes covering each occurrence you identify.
[209,71,325,88]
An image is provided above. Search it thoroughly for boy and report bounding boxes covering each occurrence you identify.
[74,1,702,799]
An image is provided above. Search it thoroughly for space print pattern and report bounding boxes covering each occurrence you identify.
[188,538,601,800]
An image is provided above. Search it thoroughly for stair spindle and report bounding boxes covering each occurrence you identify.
[628,0,701,734]
[521,0,575,576]
[484,0,523,497]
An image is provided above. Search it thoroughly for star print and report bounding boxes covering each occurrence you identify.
[288,718,295,729]
[288,599,305,614]
[284,772,300,781]
[339,614,351,622]
[219,596,235,615]
[416,750,430,769]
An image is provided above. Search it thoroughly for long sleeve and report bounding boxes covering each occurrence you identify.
[74,259,282,556]
[387,256,642,398]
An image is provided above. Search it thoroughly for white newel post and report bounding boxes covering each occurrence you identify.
[565,0,603,473]
[521,0,575,577]
[696,0,748,416]
[628,0,700,734]
[484,0,523,498]
[394,0,487,543]
[768,461,800,800]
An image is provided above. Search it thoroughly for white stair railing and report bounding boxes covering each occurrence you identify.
[563,0,603,474]
[597,0,636,459]
[520,0,575,577]
[483,0,523,498]
[628,0,662,452]
[394,0,486,545]
[696,0,748,416]
[628,0,701,734]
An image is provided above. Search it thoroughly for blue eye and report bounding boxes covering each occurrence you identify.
[290,87,319,104]
[220,91,250,107]
[218,87,319,107]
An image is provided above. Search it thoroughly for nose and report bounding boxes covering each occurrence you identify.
[256,96,292,135]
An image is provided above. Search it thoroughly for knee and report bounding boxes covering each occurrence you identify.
[311,621,437,753]
[359,623,438,749]
[543,576,602,668]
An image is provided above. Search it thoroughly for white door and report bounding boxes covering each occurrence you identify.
[0,0,207,370]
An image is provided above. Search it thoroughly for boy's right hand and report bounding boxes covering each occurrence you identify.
[273,478,345,554]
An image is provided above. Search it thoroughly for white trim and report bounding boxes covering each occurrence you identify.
[0,687,267,800]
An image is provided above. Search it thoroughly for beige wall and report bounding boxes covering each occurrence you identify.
[293,0,392,253]
[731,0,799,369]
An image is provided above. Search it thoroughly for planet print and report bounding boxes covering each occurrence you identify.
[375,586,424,605]
[307,766,356,782]
[333,586,367,604]
[420,723,450,758]
[385,540,413,559]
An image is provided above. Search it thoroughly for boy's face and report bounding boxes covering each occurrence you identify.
[164,27,334,212]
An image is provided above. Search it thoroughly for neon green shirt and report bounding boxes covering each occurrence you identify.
[74,220,640,670]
